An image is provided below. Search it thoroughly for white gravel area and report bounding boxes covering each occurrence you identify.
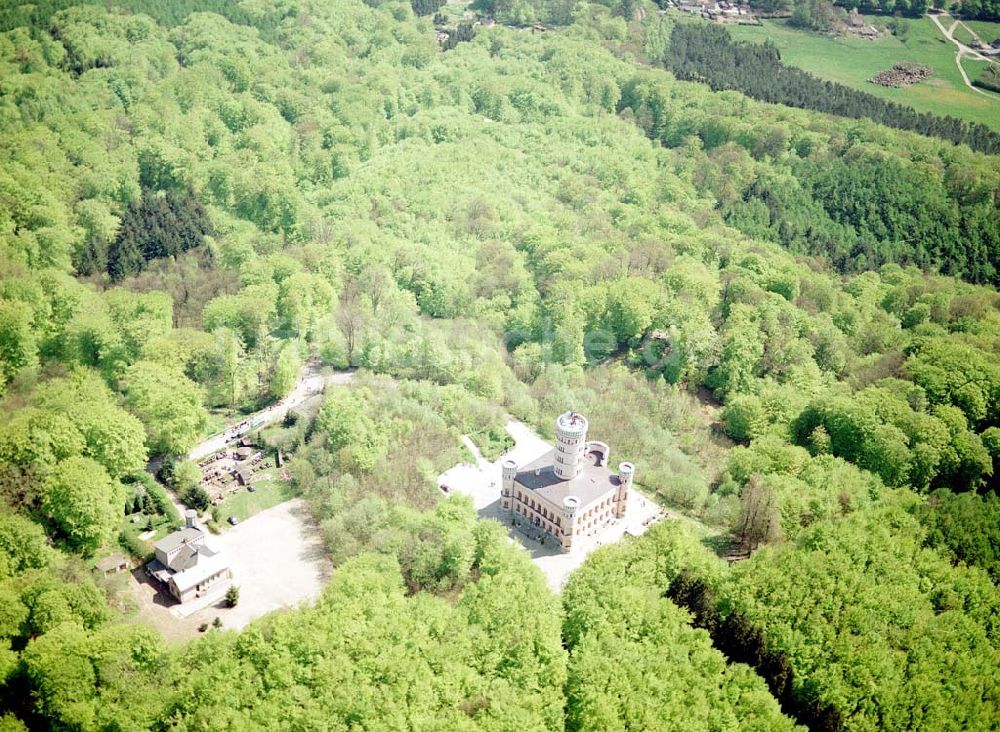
[211,498,332,630]
[129,498,332,640]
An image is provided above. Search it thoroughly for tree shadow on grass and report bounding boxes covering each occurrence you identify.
[700,531,742,559]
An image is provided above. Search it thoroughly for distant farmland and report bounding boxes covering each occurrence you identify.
[727,16,1000,131]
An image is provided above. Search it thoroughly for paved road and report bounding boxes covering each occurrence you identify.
[929,13,1000,99]
[188,362,355,462]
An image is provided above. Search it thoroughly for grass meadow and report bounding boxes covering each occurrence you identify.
[964,19,1000,43]
[727,16,1000,131]
[962,57,993,84]
[951,19,978,46]
[213,477,295,526]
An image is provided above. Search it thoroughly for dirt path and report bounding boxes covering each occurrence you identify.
[929,13,1000,99]
[189,361,355,462]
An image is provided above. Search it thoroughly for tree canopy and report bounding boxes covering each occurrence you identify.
[0,0,997,729]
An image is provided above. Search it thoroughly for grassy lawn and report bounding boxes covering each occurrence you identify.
[200,404,259,438]
[963,58,1000,95]
[951,20,978,46]
[728,16,1000,131]
[965,19,1000,43]
[963,57,993,80]
[436,0,473,24]
[212,478,295,526]
[200,411,228,439]
[115,511,178,560]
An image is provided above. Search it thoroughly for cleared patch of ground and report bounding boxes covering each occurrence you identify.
[128,498,331,642]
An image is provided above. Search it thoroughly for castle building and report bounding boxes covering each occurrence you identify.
[501,412,633,552]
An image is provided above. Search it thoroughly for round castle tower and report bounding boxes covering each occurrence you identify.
[554,411,588,480]
[614,462,634,518]
[561,495,580,551]
[501,459,517,512]
[562,495,579,521]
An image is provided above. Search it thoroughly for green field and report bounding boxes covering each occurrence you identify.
[213,478,294,526]
[964,19,1000,43]
[728,16,1000,131]
[963,57,1000,95]
[951,20,977,45]
[963,57,992,80]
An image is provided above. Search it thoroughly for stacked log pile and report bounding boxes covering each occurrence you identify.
[869,62,932,88]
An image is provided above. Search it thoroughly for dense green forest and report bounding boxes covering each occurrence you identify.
[958,0,1000,20]
[0,0,998,729]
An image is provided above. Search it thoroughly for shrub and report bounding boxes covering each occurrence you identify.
[181,485,210,512]
[118,529,153,563]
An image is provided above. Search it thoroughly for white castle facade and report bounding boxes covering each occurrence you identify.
[501,411,633,552]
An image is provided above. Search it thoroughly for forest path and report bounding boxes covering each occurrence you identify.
[188,361,355,462]
[929,13,1000,99]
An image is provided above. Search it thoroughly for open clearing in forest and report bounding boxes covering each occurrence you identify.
[129,498,331,642]
[213,498,331,630]
[727,16,1000,130]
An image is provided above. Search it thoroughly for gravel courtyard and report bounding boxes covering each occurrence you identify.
[213,497,332,630]
[131,498,331,640]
